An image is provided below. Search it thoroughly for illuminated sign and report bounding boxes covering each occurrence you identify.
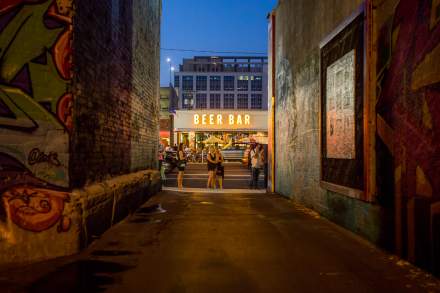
[174,110,267,132]
[193,113,251,126]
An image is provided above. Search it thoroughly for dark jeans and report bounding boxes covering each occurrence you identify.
[250,167,260,189]
[264,163,268,188]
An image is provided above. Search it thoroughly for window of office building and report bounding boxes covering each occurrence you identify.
[223,76,234,91]
[251,76,262,91]
[237,94,248,109]
[237,75,249,91]
[251,94,262,109]
[196,93,207,109]
[182,76,193,91]
[210,76,221,91]
[174,75,180,88]
[224,94,235,109]
[210,93,221,109]
[196,76,207,91]
[182,93,193,109]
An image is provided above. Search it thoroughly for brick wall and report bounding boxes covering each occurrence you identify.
[71,0,160,187]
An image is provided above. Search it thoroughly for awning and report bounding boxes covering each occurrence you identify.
[160,130,170,138]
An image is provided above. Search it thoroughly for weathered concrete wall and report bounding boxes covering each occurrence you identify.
[273,0,395,248]
[274,0,363,210]
[0,0,161,266]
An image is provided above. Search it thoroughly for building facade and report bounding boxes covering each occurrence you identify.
[173,56,268,147]
[159,86,177,145]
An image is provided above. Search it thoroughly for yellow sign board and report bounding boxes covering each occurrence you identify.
[193,114,251,126]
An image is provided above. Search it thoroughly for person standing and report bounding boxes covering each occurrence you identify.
[216,148,224,189]
[206,146,217,189]
[177,143,186,189]
[158,148,166,182]
[262,144,268,188]
[250,144,263,189]
[247,144,254,170]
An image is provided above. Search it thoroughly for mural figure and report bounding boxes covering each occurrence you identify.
[0,0,73,233]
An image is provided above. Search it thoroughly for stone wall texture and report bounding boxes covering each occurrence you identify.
[273,0,440,276]
[0,0,161,266]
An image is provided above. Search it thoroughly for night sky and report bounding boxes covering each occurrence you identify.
[160,0,278,86]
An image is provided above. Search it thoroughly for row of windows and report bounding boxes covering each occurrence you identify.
[182,94,263,110]
[176,75,263,91]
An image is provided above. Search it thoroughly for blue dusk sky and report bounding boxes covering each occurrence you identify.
[160,0,278,86]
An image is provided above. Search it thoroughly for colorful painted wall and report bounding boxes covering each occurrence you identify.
[0,0,77,264]
[0,0,161,266]
[374,0,440,273]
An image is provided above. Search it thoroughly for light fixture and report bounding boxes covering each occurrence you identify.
[166,58,171,63]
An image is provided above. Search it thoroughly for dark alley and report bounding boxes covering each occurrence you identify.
[2,190,439,292]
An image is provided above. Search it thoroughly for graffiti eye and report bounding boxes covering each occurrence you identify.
[40,200,50,210]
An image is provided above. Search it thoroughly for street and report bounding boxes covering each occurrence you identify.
[163,162,266,189]
[2,190,438,292]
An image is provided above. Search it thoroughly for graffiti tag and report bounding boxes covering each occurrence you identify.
[2,186,71,232]
[28,148,61,166]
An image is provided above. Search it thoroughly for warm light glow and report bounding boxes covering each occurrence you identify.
[244,114,250,125]
[193,113,250,126]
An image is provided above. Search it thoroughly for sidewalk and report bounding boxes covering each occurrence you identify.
[1,190,439,292]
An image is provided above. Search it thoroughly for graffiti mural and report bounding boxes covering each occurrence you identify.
[375,0,440,272]
[0,0,73,235]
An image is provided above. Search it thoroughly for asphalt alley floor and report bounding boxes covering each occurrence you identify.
[1,190,439,293]
[164,162,266,189]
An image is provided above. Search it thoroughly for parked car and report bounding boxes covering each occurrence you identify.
[221,146,245,161]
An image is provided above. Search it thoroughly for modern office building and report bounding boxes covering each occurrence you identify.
[173,56,268,147]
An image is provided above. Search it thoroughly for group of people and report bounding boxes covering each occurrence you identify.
[206,146,224,189]
[176,144,224,190]
[159,141,266,190]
